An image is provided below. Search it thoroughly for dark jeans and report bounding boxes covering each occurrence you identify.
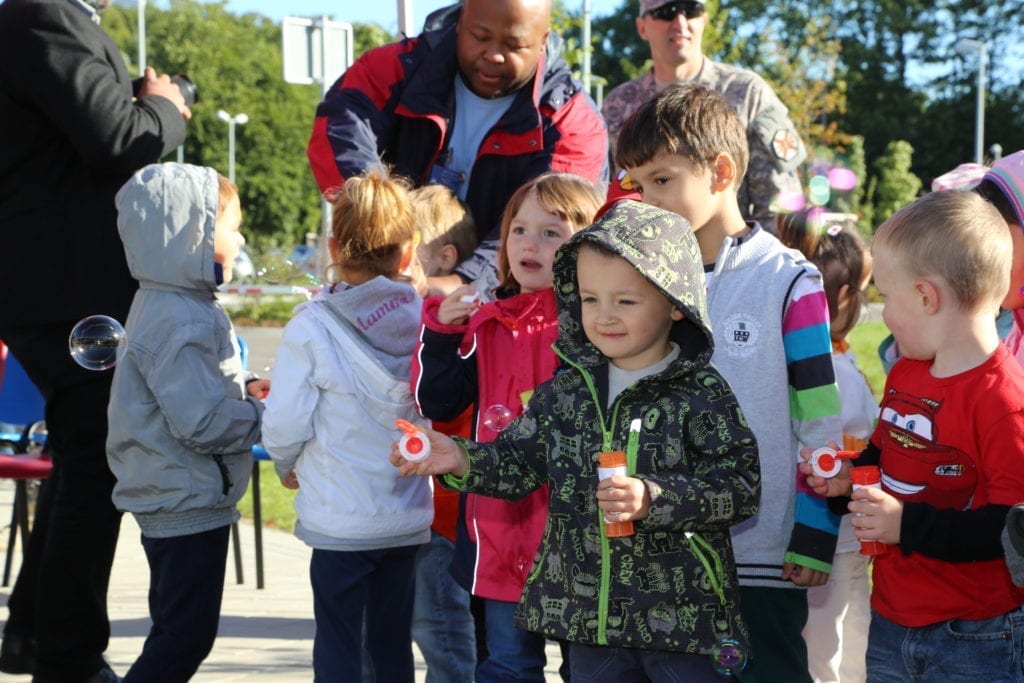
[568,642,722,682]
[739,585,811,683]
[0,322,123,681]
[124,526,230,682]
[310,544,420,683]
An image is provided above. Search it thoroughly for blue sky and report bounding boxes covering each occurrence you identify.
[221,0,625,35]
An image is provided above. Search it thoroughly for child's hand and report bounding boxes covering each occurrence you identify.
[850,485,902,545]
[247,378,270,400]
[596,475,650,522]
[782,562,829,587]
[798,442,852,497]
[437,285,481,325]
[389,427,468,478]
[279,471,299,489]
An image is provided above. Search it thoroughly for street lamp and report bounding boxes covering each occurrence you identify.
[955,38,987,164]
[216,110,249,183]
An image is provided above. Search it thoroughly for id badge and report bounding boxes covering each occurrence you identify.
[428,163,465,195]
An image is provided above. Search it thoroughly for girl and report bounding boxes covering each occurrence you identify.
[412,172,602,682]
[778,211,875,683]
[261,168,432,682]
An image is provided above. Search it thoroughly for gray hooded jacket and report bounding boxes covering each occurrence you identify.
[107,163,262,538]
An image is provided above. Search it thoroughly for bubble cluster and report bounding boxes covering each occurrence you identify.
[68,315,126,371]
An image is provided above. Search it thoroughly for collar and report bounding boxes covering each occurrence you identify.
[70,0,101,24]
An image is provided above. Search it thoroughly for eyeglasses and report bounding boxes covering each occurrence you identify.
[646,1,706,21]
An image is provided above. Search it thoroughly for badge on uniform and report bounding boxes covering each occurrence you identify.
[771,129,801,163]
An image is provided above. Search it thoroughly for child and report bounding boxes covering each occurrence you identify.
[107,163,265,681]
[778,212,875,683]
[616,83,842,682]
[260,168,432,682]
[394,200,760,679]
[408,183,479,682]
[802,190,1024,680]
[412,172,602,681]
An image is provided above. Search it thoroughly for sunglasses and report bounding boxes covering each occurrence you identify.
[646,1,706,21]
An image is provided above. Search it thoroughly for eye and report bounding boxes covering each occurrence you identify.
[511,226,526,235]
[544,229,564,239]
[632,183,645,195]
[580,295,597,304]
[654,176,671,186]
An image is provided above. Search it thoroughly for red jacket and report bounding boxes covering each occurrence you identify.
[413,289,560,601]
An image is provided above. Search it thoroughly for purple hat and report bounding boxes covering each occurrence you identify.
[930,162,987,192]
[983,151,1024,226]
[638,0,705,17]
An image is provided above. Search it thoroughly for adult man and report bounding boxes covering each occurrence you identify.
[603,0,805,226]
[0,0,190,680]
[307,0,608,290]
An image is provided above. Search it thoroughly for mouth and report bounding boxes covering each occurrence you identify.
[519,259,543,272]
[475,70,506,91]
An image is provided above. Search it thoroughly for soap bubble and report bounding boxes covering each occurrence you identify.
[828,167,858,191]
[482,404,514,432]
[68,315,125,371]
[711,638,747,677]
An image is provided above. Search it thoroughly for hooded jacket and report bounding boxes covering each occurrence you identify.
[445,201,760,654]
[261,278,432,549]
[107,163,262,539]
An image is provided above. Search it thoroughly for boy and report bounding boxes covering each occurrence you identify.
[408,183,479,682]
[616,83,842,682]
[804,190,1024,680]
[393,200,761,679]
[108,163,266,681]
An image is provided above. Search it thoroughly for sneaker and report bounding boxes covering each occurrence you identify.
[0,632,35,674]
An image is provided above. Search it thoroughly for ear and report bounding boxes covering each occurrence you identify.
[710,153,737,192]
[836,283,852,308]
[437,243,459,274]
[671,307,685,321]
[915,278,941,315]
[635,16,648,41]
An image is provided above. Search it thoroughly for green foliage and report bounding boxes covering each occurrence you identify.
[847,319,889,399]
[238,462,298,532]
[226,296,305,327]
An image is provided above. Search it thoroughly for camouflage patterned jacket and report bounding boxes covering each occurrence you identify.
[602,61,806,227]
[445,202,760,655]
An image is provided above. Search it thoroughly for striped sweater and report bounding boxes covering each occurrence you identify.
[706,223,842,587]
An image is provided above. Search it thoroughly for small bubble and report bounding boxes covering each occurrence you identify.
[68,315,125,371]
[481,404,514,432]
[710,638,747,677]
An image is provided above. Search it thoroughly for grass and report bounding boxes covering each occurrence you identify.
[237,318,894,533]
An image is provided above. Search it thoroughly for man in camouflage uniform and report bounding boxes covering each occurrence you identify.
[602,0,805,226]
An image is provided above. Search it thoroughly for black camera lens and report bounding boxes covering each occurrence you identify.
[170,74,198,108]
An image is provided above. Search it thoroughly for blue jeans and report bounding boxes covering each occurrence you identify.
[309,545,419,683]
[739,586,810,683]
[569,643,722,682]
[475,598,547,683]
[867,607,1024,682]
[412,531,476,683]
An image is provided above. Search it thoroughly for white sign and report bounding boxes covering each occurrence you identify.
[282,16,353,90]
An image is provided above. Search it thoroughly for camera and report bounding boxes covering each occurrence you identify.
[170,74,198,108]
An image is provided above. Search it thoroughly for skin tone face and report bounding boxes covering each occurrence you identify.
[1003,223,1024,310]
[873,248,932,362]
[456,0,551,98]
[636,4,707,82]
[505,193,575,293]
[212,195,244,284]
[577,246,684,371]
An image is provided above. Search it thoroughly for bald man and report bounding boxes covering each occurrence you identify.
[308,0,608,294]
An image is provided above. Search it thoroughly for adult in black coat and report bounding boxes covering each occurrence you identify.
[0,0,190,680]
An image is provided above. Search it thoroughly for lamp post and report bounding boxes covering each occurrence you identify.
[955,38,987,164]
[216,110,249,183]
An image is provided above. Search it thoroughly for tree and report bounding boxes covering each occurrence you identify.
[870,140,923,229]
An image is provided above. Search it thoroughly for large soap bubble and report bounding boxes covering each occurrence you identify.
[68,315,125,371]
[481,404,514,433]
[710,638,747,677]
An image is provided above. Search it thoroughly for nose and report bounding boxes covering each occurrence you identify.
[483,46,506,64]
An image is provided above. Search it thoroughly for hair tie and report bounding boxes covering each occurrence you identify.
[826,224,843,237]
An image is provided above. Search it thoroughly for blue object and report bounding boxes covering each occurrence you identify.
[0,351,45,441]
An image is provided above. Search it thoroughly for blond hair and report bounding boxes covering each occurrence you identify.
[410,184,478,262]
[874,190,1009,312]
[216,173,238,216]
[330,168,416,279]
[496,173,603,293]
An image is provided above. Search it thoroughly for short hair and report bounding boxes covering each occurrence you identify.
[615,83,749,179]
[874,190,1010,312]
[331,167,417,278]
[410,184,478,262]
[216,173,238,216]
[496,172,603,293]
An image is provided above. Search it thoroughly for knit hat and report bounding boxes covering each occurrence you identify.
[638,0,705,17]
[1002,503,1024,587]
[982,151,1024,227]
[930,163,987,192]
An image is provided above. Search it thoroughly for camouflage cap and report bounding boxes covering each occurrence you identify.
[638,0,706,17]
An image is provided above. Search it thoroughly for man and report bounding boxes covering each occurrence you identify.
[307,0,608,292]
[602,0,806,226]
[0,0,190,680]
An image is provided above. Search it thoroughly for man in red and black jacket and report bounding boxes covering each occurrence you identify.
[307,0,608,291]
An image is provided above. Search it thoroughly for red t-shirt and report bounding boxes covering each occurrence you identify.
[870,345,1024,627]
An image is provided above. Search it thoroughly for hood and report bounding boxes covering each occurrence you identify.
[115,163,219,292]
[553,200,713,370]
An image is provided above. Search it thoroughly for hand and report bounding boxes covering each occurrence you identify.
[798,441,852,497]
[279,471,299,489]
[849,485,903,545]
[136,67,192,120]
[596,475,650,522]
[389,427,468,478]
[782,562,829,587]
[426,274,468,298]
[246,378,270,400]
[437,285,481,325]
